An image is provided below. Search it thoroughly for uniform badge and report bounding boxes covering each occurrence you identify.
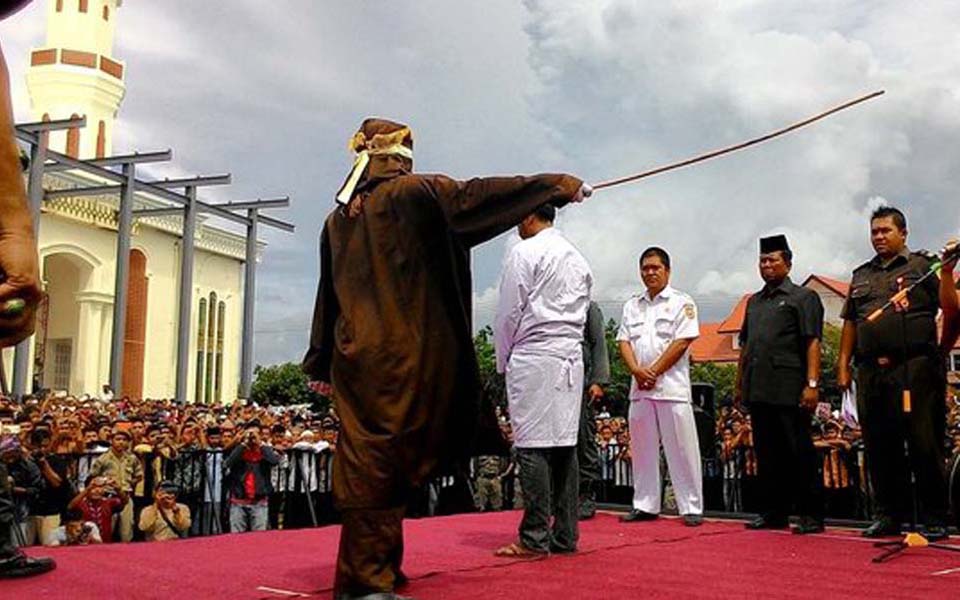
[684,304,696,319]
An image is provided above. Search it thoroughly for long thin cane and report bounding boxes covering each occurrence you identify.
[591,90,885,192]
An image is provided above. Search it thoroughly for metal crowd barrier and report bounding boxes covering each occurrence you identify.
[32,436,951,544]
[591,440,877,520]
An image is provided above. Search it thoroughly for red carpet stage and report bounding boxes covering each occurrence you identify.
[9,511,960,599]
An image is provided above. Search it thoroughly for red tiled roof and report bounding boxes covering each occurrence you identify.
[690,322,740,364]
[717,294,750,334]
[802,274,850,298]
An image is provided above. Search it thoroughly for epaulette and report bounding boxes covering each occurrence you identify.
[912,249,937,263]
[852,260,873,273]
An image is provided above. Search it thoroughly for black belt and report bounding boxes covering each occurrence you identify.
[857,346,938,369]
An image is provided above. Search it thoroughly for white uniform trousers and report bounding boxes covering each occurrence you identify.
[628,397,703,515]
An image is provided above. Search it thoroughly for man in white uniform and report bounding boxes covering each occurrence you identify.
[617,247,704,526]
[493,203,593,557]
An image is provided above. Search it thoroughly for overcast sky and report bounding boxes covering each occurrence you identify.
[4,1,960,367]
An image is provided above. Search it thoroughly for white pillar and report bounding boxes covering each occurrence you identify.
[76,291,113,396]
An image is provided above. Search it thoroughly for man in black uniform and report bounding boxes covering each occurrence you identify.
[577,300,610,520]
[736,235,825,534]
[837,207,959,539]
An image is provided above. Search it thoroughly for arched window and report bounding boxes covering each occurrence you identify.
[96,121,105,159]
[102,4,109,21]
[215,301,225,403]
[79,0,88,13]
[66,113,80,158]
[205,292,217,404]
[195,298,207,403]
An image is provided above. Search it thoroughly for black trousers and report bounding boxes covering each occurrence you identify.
[0,462,14,557]
[516,446,578,553]
[577,391,600,497]
[750,403,823,521]
[857,356,948,525]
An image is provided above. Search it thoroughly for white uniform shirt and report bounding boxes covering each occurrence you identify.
[494,227,593,447]
[616,285,699,402]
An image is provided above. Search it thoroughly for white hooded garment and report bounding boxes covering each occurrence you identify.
[494,228,593,448]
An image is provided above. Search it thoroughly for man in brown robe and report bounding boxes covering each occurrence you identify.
[302,118,590,599]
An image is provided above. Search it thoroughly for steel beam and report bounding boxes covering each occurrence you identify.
[133,199,295,232]
[215,197,290,211]
[239,209,259,399]
[11,131,252,229]
[132,207,183,218]
[45,150,172,172]
[16,116,86,133]
[132,181,252,228]
[144,174,231,189]
[108,163,137,395]
[257,213,296,233]
[45,184,122,200]
[175,187,198,404]
[12,130,49,397]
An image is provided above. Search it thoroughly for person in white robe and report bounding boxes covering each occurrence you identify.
[493,203,593,557]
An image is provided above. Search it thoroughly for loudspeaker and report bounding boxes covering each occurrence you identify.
[691,383,715,415]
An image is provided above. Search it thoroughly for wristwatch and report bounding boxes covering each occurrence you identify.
[807,379,819,389]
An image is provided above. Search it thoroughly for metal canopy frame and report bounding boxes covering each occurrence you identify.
[13,117,293,403]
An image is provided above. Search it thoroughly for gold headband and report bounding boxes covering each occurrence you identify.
[348,127,412,154]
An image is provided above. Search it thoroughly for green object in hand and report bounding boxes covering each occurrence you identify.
[0,298,26,317]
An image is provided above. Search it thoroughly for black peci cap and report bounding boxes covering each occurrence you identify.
[759,234,790,255]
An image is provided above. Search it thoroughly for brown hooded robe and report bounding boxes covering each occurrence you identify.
[303,169,583,511]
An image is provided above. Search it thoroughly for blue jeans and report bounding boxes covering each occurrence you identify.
[229,502,268,532]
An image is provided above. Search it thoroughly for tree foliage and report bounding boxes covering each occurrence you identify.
[819,322,842,405]
[474,326,506,413]
[250,362,330,412]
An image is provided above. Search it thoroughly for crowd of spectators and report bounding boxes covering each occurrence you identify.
[0,391,340,548]
[4,386,960,548]
[714,402,868,517]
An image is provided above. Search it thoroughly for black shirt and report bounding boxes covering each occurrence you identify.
[840,249,939,360]
[33,454,75,517]
[739,277,824,406]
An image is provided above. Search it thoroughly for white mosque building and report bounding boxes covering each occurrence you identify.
[2,0,252,403]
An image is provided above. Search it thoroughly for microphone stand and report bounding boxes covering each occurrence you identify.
[870,269,960,562]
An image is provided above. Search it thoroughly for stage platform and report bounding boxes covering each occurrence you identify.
[9,510,960,599]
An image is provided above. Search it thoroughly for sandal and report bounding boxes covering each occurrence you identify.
[494,542,547,558]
